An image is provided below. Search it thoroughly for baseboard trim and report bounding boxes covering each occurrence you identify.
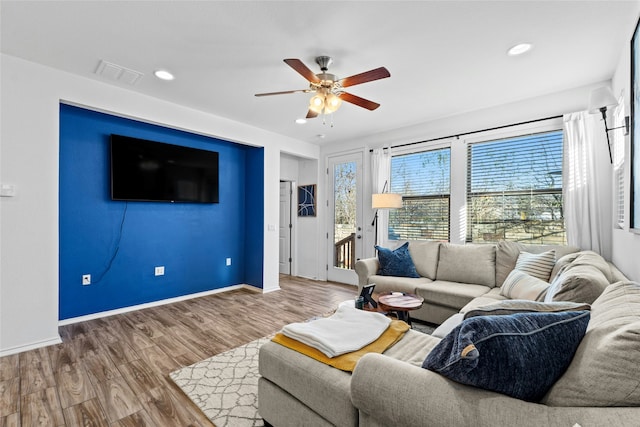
[59,284,259,326]
[262,285,281,293]
[0,336,63,357]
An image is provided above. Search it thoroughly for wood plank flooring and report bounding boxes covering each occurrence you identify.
[0,275,357,426]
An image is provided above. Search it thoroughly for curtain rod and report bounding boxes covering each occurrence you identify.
[368,114,563,152]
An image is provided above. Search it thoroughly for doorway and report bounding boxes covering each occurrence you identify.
[279,181,293,275]
[327,152,364,285]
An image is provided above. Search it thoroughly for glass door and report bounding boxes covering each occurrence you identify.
[327,152,363,285]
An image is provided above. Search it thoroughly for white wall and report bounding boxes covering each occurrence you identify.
[296,159,321,280]
[611,20,640,283]
[0,54,318,355]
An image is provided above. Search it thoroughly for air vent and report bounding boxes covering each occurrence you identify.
[94,60,143,85]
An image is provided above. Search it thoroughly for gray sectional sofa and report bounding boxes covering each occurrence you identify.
[355,241,625,324]
[258,241,640,426]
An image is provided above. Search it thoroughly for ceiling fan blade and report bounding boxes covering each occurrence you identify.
[284,59,321,83]
[339,92,381,111]
[339,67,390,88]
[306,109,319,119]
[255,89,310,97]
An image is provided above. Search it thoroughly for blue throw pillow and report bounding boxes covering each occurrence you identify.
[375,242,420,278]
[422,311,590,402]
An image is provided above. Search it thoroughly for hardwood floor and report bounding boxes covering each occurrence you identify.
[0,275,357,426]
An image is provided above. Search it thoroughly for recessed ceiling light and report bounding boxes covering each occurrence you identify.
[295,118,307,124]
[507,43,533,56]
[316,134,326,139]
[154,69,175,81]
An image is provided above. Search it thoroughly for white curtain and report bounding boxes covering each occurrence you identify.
[371,148,392,247]
[563,111,612,259]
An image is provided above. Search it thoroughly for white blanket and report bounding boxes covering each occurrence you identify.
[281,305,391,358]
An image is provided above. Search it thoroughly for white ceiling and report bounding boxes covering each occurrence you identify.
[2,1,639,145]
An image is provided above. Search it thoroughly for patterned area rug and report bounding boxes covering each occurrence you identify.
[170,337,270,427]
[411,320,437,335]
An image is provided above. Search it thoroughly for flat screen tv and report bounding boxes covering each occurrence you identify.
[110,134,219,203]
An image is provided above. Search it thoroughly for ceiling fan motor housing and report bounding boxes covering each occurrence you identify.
[315,55,333,71]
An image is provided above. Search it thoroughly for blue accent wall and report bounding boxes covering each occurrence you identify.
[59,104,264,320]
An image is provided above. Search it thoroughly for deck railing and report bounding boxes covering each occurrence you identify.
[335,232,356,270]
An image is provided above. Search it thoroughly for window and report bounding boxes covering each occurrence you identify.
[389,147,450,241]
[466,130,565,244]
[613,98,626,228]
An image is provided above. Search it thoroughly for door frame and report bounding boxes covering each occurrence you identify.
[279,180,296,276]
[326,149,365,285]
[279,180,294,275]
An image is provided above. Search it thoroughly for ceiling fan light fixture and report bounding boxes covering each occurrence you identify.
[309,94,325,113]
[324,93,342,114]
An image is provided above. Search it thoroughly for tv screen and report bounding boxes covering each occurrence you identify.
[110,134,219,203]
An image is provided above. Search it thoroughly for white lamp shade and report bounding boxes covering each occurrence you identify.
[372,193,403,209]
[588,86,617,114]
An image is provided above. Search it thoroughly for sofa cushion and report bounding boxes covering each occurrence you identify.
[459,288,506,314]
[416,281,492,310]
[436,243,496,287]
[408,241,440,280]
[496,242,579,287]
[544,264,609,305]
[557,250,613,283]
[432,313,465,339]
[514,250,555,281]
[464,300,591,319]
[422,311,590,402]
[375,242,420,278]
[549,252,580,283]
[544,281,640,407]
[500,270,550,301]
[369,275,431,295]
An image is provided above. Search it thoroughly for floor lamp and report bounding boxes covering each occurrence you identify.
[371,191,403,248]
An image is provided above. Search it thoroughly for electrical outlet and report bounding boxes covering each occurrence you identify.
[82,274,91,285]
[155,266,165,276]
[226,258,232,266]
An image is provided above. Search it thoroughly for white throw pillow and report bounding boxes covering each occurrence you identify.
[515,250,556,281]
[500,269,550,301]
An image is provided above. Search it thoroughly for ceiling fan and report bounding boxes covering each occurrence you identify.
[255,56,390,119]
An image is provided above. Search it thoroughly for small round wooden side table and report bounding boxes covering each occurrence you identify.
[377,292,424,326]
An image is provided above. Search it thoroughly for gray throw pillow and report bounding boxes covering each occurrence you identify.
[544,264,609,304]
[514,250,555,281]
[464,300,591,319]
[499,270,550,301]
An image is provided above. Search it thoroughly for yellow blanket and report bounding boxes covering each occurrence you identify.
[271,320,410,372]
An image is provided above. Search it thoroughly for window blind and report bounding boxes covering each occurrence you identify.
[466,130,565,244]
[613,99,626,228]
[389,148,450,241]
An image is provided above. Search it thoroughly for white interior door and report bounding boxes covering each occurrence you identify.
[327,152,363,285]
[279,181,292,275]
